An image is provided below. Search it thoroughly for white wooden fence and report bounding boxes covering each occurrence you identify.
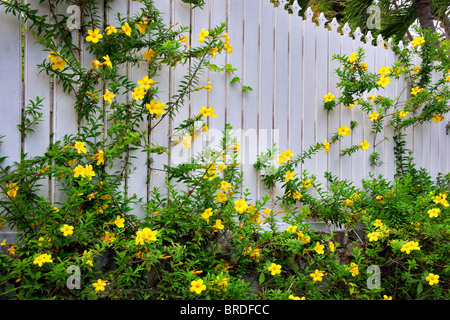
[0,0,449,228]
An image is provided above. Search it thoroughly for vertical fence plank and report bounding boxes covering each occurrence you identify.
[302,18,316,176]
[351,35,366,187]
[340,33,354,182]
[259,0,276,208]
[384,45,397,179]
[126,0,149,219]
[315,20,329,186]
[150,0,172,195]
[327,27,341,179]
[0,6,21,238]
[242,0,260,201]
[0,8,21,170]
[22,1,52,200]
[288,9,303,173]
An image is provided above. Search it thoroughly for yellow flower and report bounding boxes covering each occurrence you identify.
[268,263,282,275]
[181,134,192,150]
[425,273,439,286]
[179,34,189,47]
[209,47,218,58]
[86,29,103,43]
[301,179,312,188]
[291,191,302,200]
[102,55,112,68]
[132,87,146,101]
[102,89,115,104]
[411,36,425,47]
[234,199,249,214]
[413,66,420,73]
[322,140,330,153]
[399,110,409,118]
[432,114,444,123]
[60,224,74,237]
[138,76,155,90]
[367,232,380,242]
[285,171,295,183]
[92,279,109,292]
[113,215,125,228]
[360,140,370,151]
[82,250,93,266]
[411,86,424,95]
[190,279,207,294]
[338,125,351,135]
[103,231,116,243]
[143,49,155,61]
[146,99,166,119]
[360,62,368,71]
[219,181,234,192]
[309,269,325,282]
[201,208,213,223]
[136,20,148,33]
[349,262,359,277]
[122,22,132,36]
[377,76,391,88]
[52,58,67,71]
[199,106,217,118]
[135,228,157,245]
[401,241,420,254]
[6,183,19,199]
[73,141,87,154]
[313,242,325,254]
[433,193,449,207]
[198,28,209,43]
[47,51,61,63]
[215,191,227,203]
[324,93,335,102]
[367,112,380,121]
[203,81,212,92]
[93,150,105,166]
[347,52,358,63]
[213,219,224,230]
[329,241,335,253]
[427,208,440,218]
[33,253,53,267]
[289,295,305,300]
[382,295,393,300]
[285,225,298,233]
[105,25,117,35]
[377,66,391,77]
[91,60,102,70]
[344,198,354,207]
[373,219,383,228]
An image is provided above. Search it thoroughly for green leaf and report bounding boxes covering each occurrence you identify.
[242,86,253,91]
[230,76,240,84]
[417,281,423,296]
[259,271,265,284]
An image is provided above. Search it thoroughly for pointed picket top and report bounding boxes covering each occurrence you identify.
[376,34,384,46]
[329,17,339,32]
[304,7,314,22]
[387,37,393,46]
[365,31,374,45]
[342,22,351,37]
[317,12,328,27]
[289,1,301,15]
[353,27,363,42]
[398,40,404,50]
